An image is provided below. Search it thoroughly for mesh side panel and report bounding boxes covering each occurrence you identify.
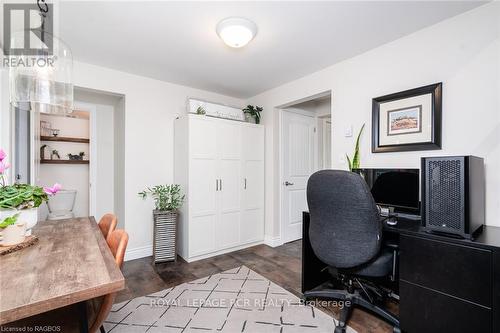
[426,159,463,230]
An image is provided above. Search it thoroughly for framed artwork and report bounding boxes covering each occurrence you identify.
[372,82,442,153]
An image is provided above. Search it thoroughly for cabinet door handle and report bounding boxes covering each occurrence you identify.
[244,178,247,189]
[220,179,223,191]
[216,179,219,191]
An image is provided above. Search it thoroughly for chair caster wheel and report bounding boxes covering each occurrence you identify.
[393,327,401,333]
[334,326,346,333]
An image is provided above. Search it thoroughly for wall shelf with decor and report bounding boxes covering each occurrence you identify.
[40,159,89,165]
[40,136,90,144]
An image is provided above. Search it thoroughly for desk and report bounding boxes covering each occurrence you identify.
[0,217,125,325]
[302,211,500,333]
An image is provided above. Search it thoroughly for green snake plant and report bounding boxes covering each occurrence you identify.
[346,124,365,171]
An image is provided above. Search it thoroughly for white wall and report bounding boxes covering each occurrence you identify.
[71,61,244,260]
[247,3,500,241]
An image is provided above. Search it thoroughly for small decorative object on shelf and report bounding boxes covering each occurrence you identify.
[139,184,185,263]
[40,144,48,160]
[51,129,60,137]
[40,121,52,137]
[196,106,206,115]
[68,152,85,161]
[242,105,263,124]
[51,149,60,160]
[0,149,61,238]
[346,124,365,172]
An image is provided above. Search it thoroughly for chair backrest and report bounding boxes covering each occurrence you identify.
[89,229,128,333]
[98,213,117,241]
[106,229,129,268]
[307,170,382,269]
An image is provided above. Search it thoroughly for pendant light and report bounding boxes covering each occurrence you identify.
[8,0,73,114]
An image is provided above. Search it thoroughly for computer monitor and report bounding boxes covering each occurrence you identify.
[353,168,420,215]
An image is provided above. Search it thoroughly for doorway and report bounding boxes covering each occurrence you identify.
[38,108,93,220]
[279,92,332,244]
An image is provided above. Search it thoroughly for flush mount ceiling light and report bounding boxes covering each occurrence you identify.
[216,17,257,48]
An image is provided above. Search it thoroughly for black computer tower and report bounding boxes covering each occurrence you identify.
[421,156,485,239]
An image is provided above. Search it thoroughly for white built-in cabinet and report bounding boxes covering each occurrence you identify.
[175,114,264,262]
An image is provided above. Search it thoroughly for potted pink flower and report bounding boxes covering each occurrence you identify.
[0,149,60,237]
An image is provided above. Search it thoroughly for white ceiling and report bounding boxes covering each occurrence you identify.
[59,1,485,98]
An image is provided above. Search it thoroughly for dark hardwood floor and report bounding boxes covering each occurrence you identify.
[119,241,394,333]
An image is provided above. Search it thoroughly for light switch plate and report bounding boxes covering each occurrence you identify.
[345,125,353,137]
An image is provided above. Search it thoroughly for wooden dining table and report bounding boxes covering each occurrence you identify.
[0,217,125,328]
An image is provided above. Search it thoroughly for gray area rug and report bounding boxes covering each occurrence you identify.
[104,266,357,332]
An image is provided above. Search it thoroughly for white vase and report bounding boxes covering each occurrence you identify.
[0,208,38,236]
[0,222,26,246]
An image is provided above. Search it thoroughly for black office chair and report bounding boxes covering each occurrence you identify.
[303,170,400,333]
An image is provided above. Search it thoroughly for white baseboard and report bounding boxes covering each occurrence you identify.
[180,240,264,263]
[125,245,153,261]
[264,235,282,248]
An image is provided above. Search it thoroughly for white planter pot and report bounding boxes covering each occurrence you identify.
[0,208,38,236]
[0,222,26,246]
[245,114,256,124]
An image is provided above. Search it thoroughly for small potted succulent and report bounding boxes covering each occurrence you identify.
[139,184,185,263]
[0,149,61,238]
[242,105,263,124]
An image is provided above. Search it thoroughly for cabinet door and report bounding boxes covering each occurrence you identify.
[189,117,218,256]
[242,125,264,160]
[190,116,217,159]
[400,280,491,333]
[241,125,265,243]
[241,207,264,244]
[217,159,241,248]
[217,121,241,160]
[216,121,242,249]
[243,160,264,209]
[189,158,217,256]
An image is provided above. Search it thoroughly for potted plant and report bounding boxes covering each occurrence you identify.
[138,184,185,263]
[196,106,206,115]
[242,105,263,124]
[0,149,61,236]
[346,124,365,171]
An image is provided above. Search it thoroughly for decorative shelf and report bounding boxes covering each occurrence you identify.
[41,159,89,165]
[41,136,90,143]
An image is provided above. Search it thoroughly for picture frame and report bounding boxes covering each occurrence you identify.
[372,82,442,153]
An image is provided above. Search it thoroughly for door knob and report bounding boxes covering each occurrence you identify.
[284,181,294,186]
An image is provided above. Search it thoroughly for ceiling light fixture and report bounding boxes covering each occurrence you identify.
[216,17,257,48]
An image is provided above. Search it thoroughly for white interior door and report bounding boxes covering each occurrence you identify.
[281,110,316,243]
